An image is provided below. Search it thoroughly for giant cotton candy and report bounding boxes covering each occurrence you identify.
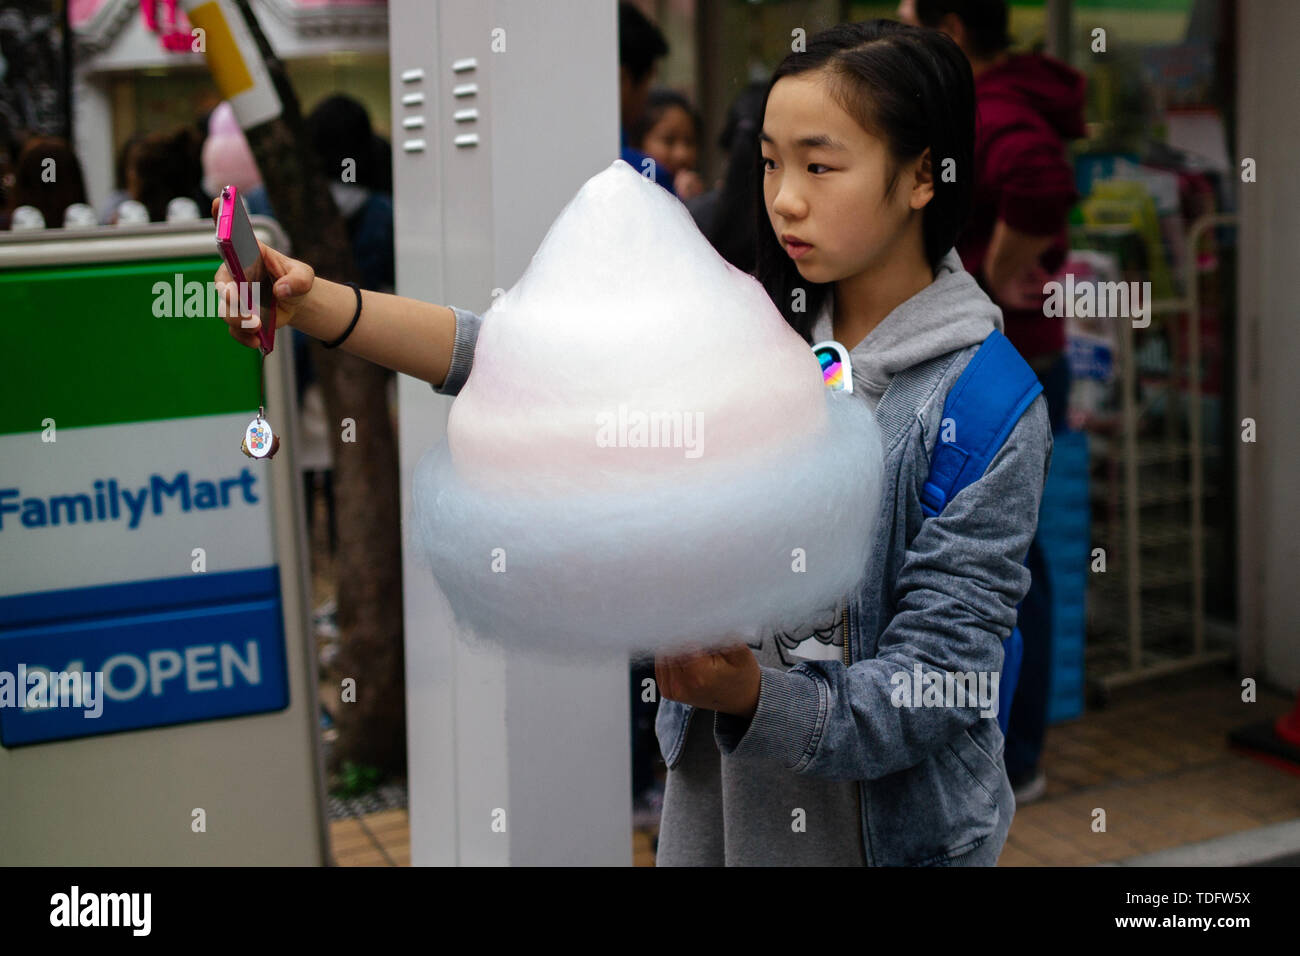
[410,159,883,657]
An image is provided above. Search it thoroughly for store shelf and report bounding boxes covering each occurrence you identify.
[1086,607,1235,692]
[1089,435,1222,466]
[1076,212,1238,691]
[1090,561,1194,592]
[1092,518,1190,549]
[1091,475,1218,507]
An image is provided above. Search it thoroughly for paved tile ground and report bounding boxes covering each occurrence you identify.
[328,667,1300,866]
[996,668,1300,866]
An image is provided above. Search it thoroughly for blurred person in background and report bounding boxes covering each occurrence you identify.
[305,94,394,295]
[686,81,767,272]
[619,1,676,197]
[629,88,707,202]
[128,125,205,222]
[97,132,147,225]
[9,135,87,228]
[902,0,1085,804]
[0,116,23,230]
[367,132,392,196]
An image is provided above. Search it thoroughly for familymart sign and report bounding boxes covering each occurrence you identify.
[1,467,261,532]
[0,254,290,747]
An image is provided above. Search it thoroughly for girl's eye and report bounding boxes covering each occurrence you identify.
[762,158,829,174]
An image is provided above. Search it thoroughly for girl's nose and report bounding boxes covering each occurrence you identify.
[771,187,805,220]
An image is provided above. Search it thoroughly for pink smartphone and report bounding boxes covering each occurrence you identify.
[216,185,275,354]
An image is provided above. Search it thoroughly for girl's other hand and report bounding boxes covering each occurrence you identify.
[655,641,760,718]
[210,196,316,350]
[989,263,1052,312]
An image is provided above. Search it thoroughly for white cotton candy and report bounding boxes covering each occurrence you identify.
[409,159,884,658]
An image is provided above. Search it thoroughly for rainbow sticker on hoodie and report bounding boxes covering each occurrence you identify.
[812,341,853,394]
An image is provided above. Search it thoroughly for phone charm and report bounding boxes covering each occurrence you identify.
[241,351,280,460]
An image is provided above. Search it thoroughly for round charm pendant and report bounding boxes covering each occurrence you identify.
[241,416,280,460]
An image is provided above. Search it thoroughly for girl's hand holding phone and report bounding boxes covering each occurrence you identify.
[210,196,316,350]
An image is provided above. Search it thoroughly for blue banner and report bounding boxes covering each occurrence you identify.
[0,568,289,746]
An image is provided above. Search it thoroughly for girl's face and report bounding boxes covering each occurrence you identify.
[760,71,931,285]
[641,105,698,175]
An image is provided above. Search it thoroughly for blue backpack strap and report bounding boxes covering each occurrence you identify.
[922,329,1043,517]
[921,330,1042,733]
[997,624,1024,735]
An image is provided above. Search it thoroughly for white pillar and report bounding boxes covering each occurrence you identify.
[393,0,631,865]
[1237,0,1300,689]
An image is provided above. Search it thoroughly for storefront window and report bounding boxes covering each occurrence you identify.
[668,0,1236,699]
[109,55,391,161]
[1064,0,1237,689]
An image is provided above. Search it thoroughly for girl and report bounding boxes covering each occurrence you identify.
[212,18,1050,867]
[628,88,707,202]
[653,19,1050,866]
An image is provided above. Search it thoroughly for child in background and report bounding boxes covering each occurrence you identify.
[629,89,707,202]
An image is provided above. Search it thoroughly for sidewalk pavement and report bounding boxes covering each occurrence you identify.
[330,667,1300,866]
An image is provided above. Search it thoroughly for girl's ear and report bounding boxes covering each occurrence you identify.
[909,148,935,211]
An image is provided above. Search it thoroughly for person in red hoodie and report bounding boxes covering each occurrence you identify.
[903,0,1086,362]
[902,0,1087,805]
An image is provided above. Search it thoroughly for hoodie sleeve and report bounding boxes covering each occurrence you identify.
[432,306,483,397]
[714,395,1053,781]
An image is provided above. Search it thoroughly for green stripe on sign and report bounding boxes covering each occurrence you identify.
[0,257,263,435]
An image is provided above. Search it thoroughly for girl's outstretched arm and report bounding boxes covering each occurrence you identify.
[289,277,459,390]
[210,197,459,389]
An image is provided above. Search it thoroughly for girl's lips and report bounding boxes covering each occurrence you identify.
[786,240,813,260]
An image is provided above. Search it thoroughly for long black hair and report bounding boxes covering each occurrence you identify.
[752,20,975,341]
[699,81,767,272]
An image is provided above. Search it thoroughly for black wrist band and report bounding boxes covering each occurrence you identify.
[324,282,362,349]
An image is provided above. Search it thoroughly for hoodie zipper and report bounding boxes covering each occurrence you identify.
[842,596,870,864]
[842,598,851,666]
